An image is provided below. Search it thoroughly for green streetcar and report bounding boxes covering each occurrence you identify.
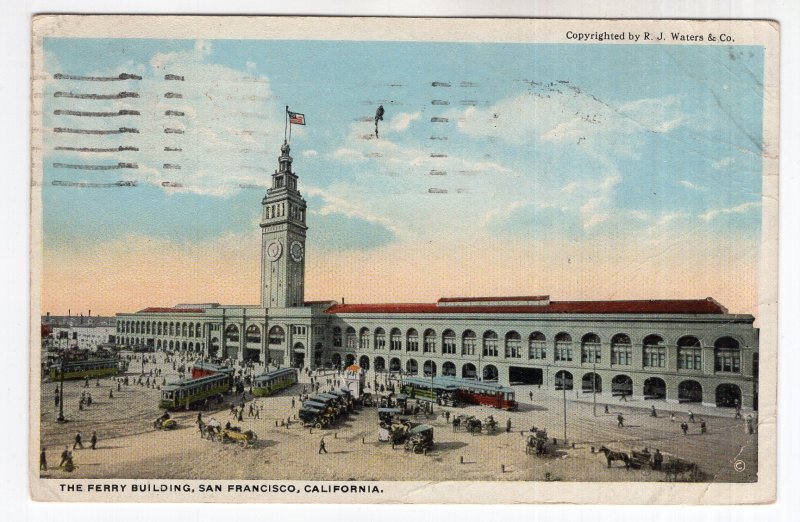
[251,367,297,397]
[400,376,459,403]
[49,358,120,381]
[159,372,232,410]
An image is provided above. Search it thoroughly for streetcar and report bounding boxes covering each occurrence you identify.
[400,376,459,404]
[191,360,235,380]
[48,357,120,381]
[438,377,518,410]
[158,372,232,410]
[251,367,297,397]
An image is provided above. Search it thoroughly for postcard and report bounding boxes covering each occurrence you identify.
[30,15,778,504]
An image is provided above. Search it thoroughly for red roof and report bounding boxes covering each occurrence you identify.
[325,298,728,315]
[438,295,549,303]
[138,307,205,314]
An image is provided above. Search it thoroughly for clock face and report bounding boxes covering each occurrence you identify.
[265,240,282,261]
[290,241,304,262]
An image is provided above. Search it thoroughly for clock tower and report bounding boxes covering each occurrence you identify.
[260,141,307,308]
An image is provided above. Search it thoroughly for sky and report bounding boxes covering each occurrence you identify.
[38,38,764,316]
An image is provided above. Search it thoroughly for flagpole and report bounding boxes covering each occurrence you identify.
[284,105,288,143]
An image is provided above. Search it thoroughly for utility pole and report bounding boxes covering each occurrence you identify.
[562,375,567,444]
[592,360,597,417]
[57,360,66,423]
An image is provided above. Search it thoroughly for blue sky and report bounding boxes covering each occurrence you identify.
[39,38,765,314]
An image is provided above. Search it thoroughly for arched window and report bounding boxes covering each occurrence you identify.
[611,334,632,366]
[246,325,261,344]
[374,328,386,350]
[581,333,601,363]
[714,337,741,373]
[555,332,572,361]
[188,323,194,338]
[442,330,456,354]
[390,328,402,351]
[462,363,477,379]
[169,322,175,336]
[406,359,418,375]
[345,327,357,349]
[442,361,456,376]
[678,336,702,370]
[505,331,521,358]
[332,326,342,347]
[482,331,498,357]
[157,322,162,335]
[350,326,366,350]
[643,335,666,368]
[462,330,476,356]
[182,323,188,337]
[225,324,239,343]
[146,322,151,334]
[268,325,285,346]
[528,332,546,359]
[406,329,419,352]
[423,329,436,353]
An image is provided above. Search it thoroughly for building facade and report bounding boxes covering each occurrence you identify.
[116,142,759,409]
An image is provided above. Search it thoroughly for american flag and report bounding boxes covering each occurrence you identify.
[288,111,305,125]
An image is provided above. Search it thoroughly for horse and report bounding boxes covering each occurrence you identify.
[598,445,631,469]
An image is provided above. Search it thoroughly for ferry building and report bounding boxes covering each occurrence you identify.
[116,142,759,410]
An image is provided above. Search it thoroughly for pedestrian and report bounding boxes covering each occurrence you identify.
[238,409,243,422]
[54,394,59,407]
[254,407,260,419]
[617,414,624,427]
[86,393,92,406]
[109,388,113,399]
[688,410,695,422]
[670,412,676,423]
[506,418,512,433]
[445,411,450,423]
[73,432,83,450]
[650,405,657,418]
[90,431,97,450]
[197,411,203,425]
[529,391,533,401]
[652,449,663,471]
[319,437,328,454]
[59,446,70,467]
[604,404,609,414]
[681,422,688,435]
[40,447,47,471]
[291,397,295,408]
[700,420,707,434]
[746,415,754,435]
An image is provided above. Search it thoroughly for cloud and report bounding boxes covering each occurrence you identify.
[712,156,736,169]
[450,86,687,153]
[301,149,318,157]
[305,185,405,239]
[387,111,421,132]
[700,201,760,222]
[42,40,288,197]
[679,180,704,191]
